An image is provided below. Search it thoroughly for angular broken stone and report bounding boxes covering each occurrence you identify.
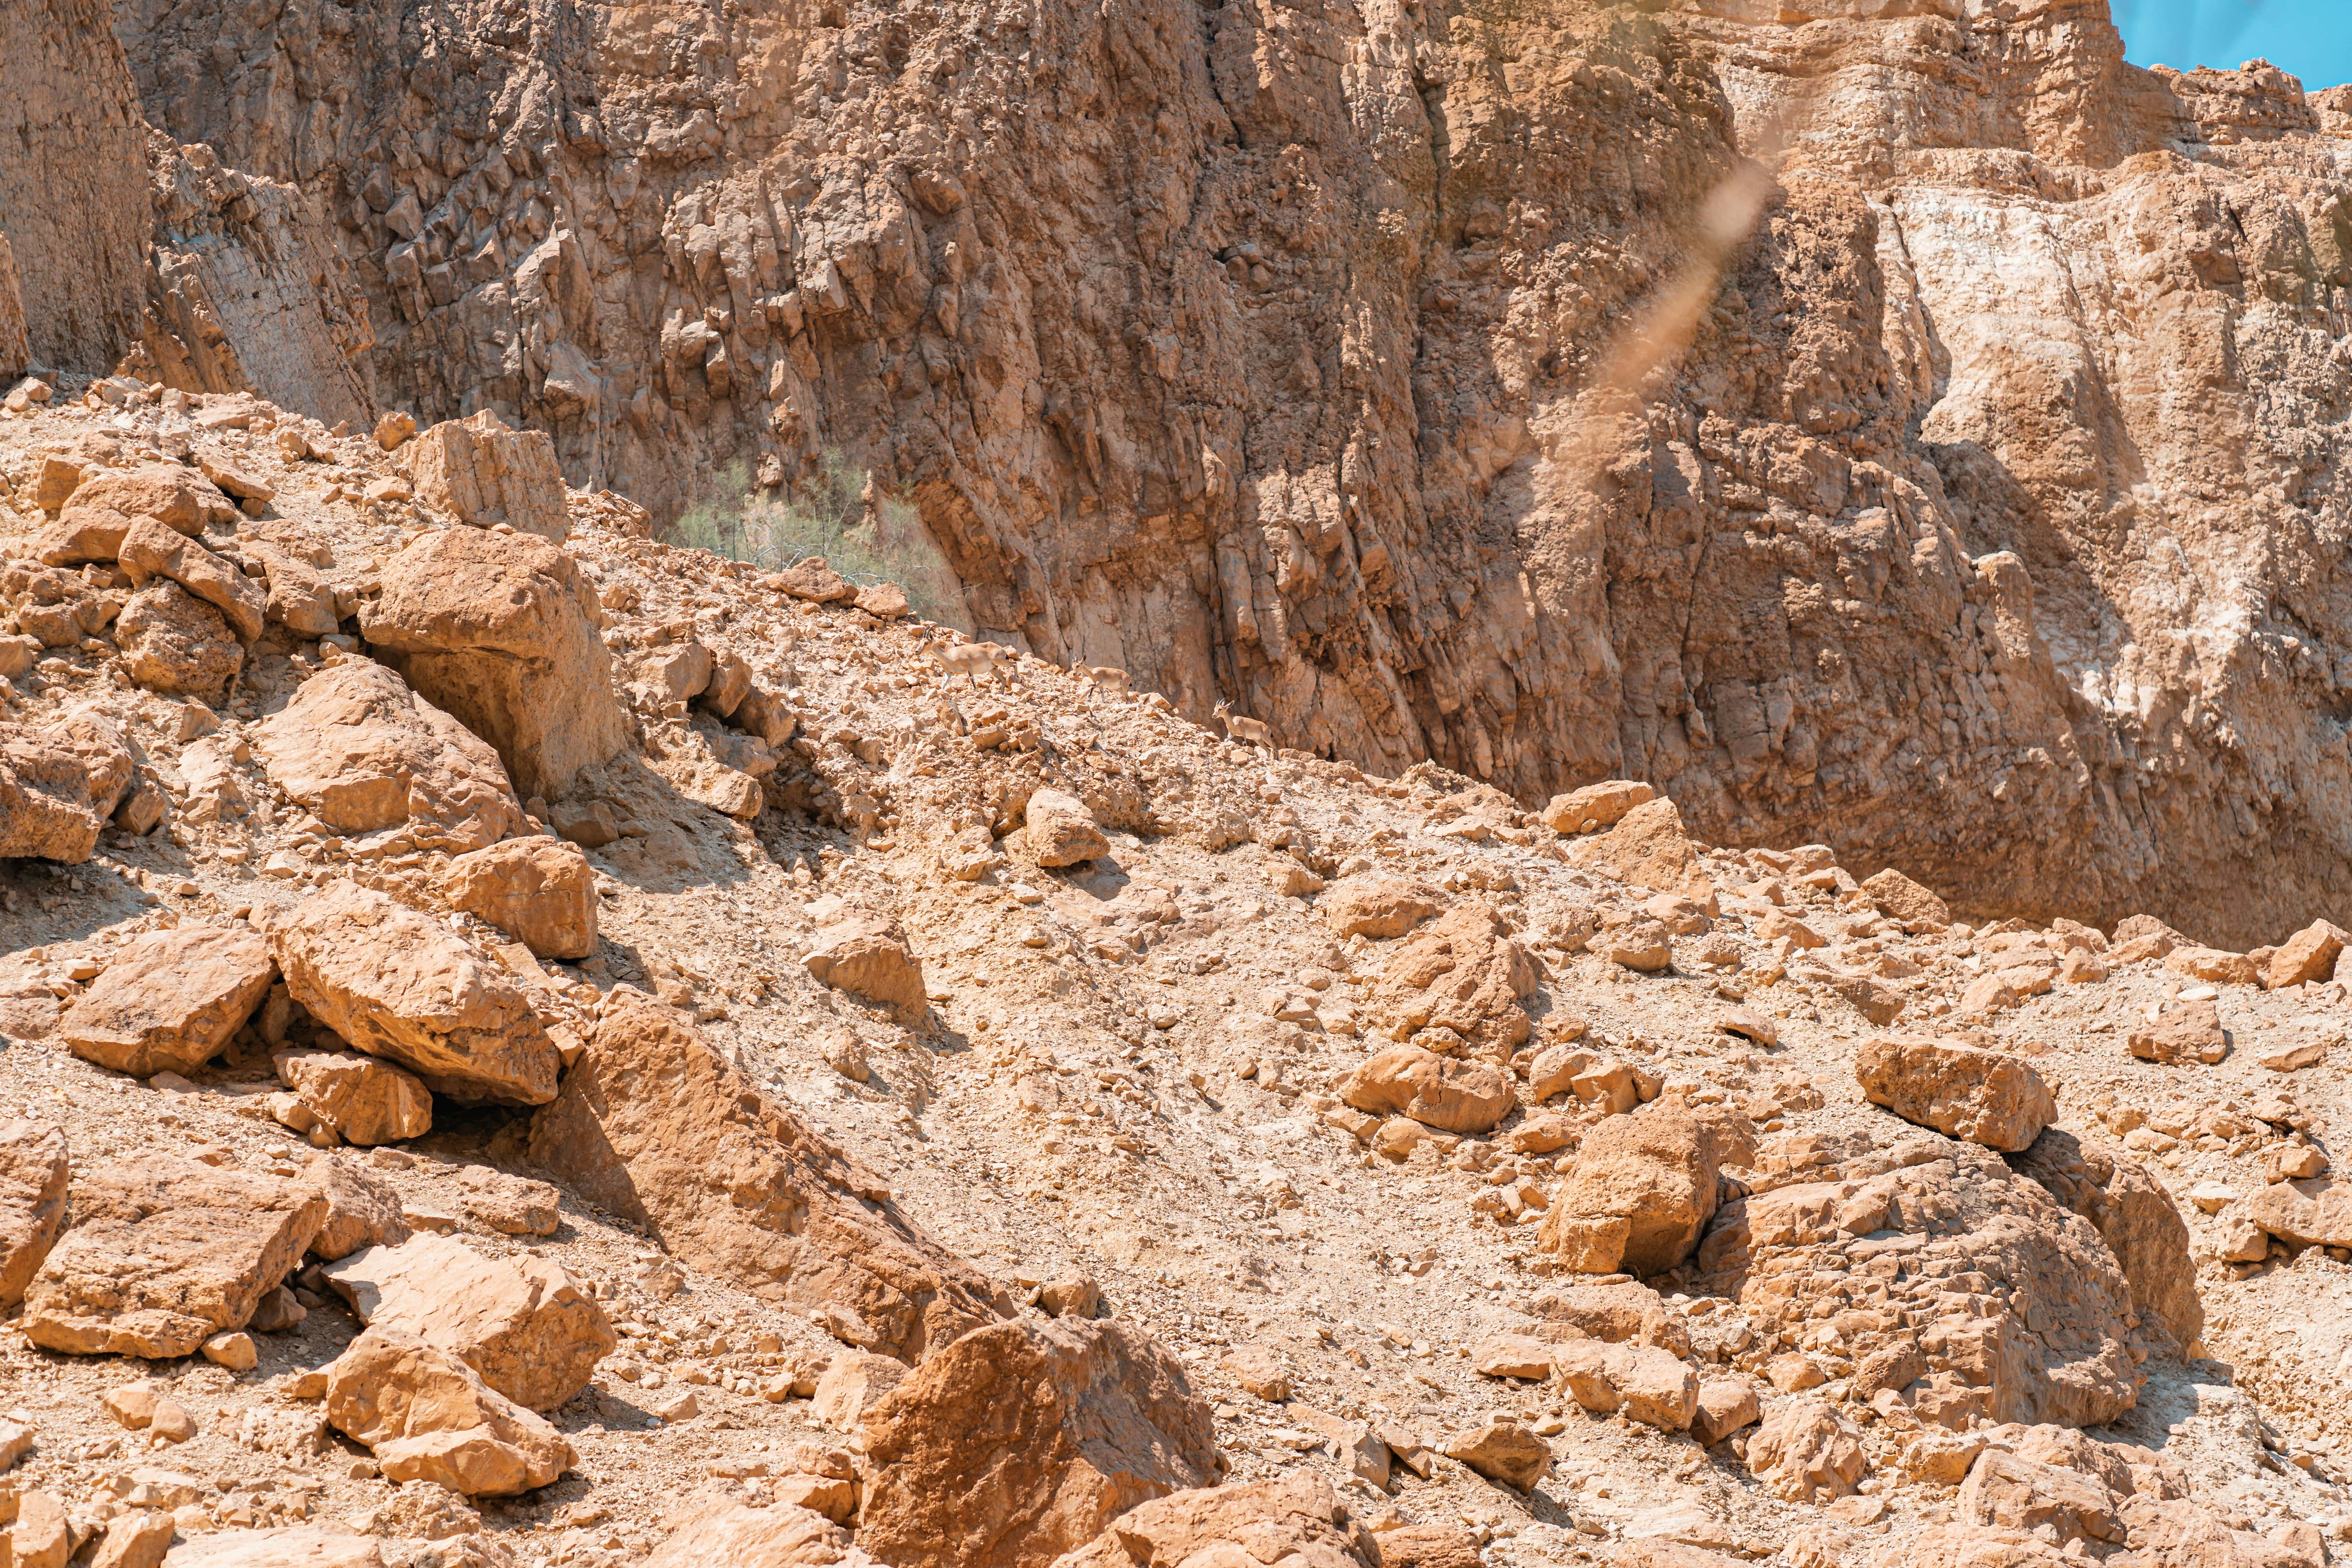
[641,1497,868,1568]
[253,659,525,855]
[1746,1398,1864,1502]
[526,989,996,1364]
[2268,920,2348,990]
[802,916,926,1016]
[1855,1036,2054,1152]
[1367,901,1538,1054]
[21,1157,324,1357]
[1024,787,1109,867]
[858,1316,1219,1568]
[1318,875,1445,940]
[405,410,570,542]
[2011,1128,2202,1350]
[1539,779,1655,835]
[274,1051,432,1147]
[33,464,208,566]
[268,880,561,1105]
[1053,1474,1375,1568]
[118,514,267,642]
[147,1527,387,1566]
[2128,999,2228,1065]
[811,1350,908,1431]
[1862,867,1951,932]
[359,527,629,800]
[300,1153,414,1261]
[1439,1422,1552,1490]
[440,837,598,960]
[59,923,275,1078]
[323,1326,574,1496]
[116,581,244,701]
[1541,1102,1755,1276]
[319,1231,612,1411]
[0,1118,69,1305]
[1568,797,1716,907]
[0,711,136,862]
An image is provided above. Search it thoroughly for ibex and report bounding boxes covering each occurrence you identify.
[1081,665,1130,702]
[918,632,1013,688]
[1213,700,1272,746]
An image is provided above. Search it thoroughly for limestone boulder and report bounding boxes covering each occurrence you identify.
[1367,901,1538,1053]
[441,837,597,959]
[2241,1176,2352,1250]
[644,1497,876,1568]
[119,515,266,642]
[320,1231,612,1410]
[1318,875,1445,939]
[1956,1450,2122,1548]
[1525,1281,1691,1355]
[274,1051,432,1146]
[1551,1341,1697,1431]
[1856,1036,2055,1152]
[2010,1128,2203,1350]
[2128,998,2229,1065]
[1863,867,1951,932]
[1539,779,1655,835]
[359,528,628,800]
[858,1316,1220,1568]
[2269,921,2348,989]
[1338,1045,1513,1135]
[21,1157,324,1357]
[160,1528,388,1566]
[1568,798,1716,906]
[254,660,524,854]
[526,989,997,1363]
[406,410,569,542]
[116,582,243,700]
[1437,1422,1552,1490]
[1025,788,1109,867]
[323,1326,574,1496]
[34,465,207,565]
[243,539,343,638]
[300,1155,413,1261]
[59,924,274,1077]
[1048,1473,1374,1568]
[268,880,561,1105]
[0,711,135,862]
[1541,1102,1755,1277]
[1692,1136,2144,1428]
[1747,1399,1865,1502]
[0,1118,68,1305]
[802,916,926,1017]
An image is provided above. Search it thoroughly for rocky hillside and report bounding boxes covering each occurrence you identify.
[0,383,2348,1568]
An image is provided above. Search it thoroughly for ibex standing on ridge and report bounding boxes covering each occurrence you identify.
[1214,700,1272,746]
[918,632,1014,688]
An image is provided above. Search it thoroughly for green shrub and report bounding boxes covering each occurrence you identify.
[668,450,965,626]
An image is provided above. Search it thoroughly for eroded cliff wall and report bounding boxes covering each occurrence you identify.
[105,0,2352,944]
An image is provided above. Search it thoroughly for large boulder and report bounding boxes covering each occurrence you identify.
[0,712,135,861]
[526,989,997,1362]
[33,464,207,565]
[1856,1036,2055,1152]
[802,915,927,1016]
[322,1325,574,1496]
[274,1051,432,1147]
[242,538,343,638]
[21,1157,324,1357]
[645,1498,877,1568]
[1692,1135,2145,1428]
[253,659,525,854]
[1746,1399,1865,1502]
[1539,779,1655,835]
[1366,902,1538,1054]
[0,1118,68,1305]
[858,1316,1221,1568]
[319,1231,612,1410]
[2010,1129,2203,1351]
[300,1154,414,1261]
[405,410,570,542]
[160,1528,388,1566]
[2269,920,2348,989]
[1863,867,1951,932]
[267,880,561,1105]
[1318,875,1445,939]
[1025,788,1110,867]
[359,528,628,800]
[58,923,275,1077]
[1048,1473,1373,1568]
[1541,1102,1755,1276]
[1568,797,1716,906]
[119,514,266,642]
[441,837,597,959]
[116,581,243,701]
[1338,1045,1513,1135]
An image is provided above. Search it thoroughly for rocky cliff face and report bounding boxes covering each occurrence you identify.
[46,0,2352,942]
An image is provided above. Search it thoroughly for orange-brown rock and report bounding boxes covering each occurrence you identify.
[268,880,561,1105]
[359,527,628,801]
[441,837,598,959]
[0,711,136,862]
[1855,1036,2054,1152]
[322,1325,574,1496]
[115,581,243,701]
[1337,1045,1513,1135]
[156,1528,390,1565]
[21,1157,324,1357]
[1048,1473,1375,1568]
[274,1050,432,1147]
[1539,780,1654,835]
[253,659,525,854]
[2267,921,2348,990]
[1318,875,1445,939]
[33,465,207,565]
[1367,902,1537,1053]
[299,1153,413,1262]
[118,514,266,642]
[1568,800,1715,908]
[644,1497,877,1568]
[858,1316,1220,1568]
[58,924,274,1078]
[526,988,996,1363]
[0,1118,68,1306]
[1746,1399,1865,1503]
[2128,999,2229,1065]
[2011,1129,2203,1351]
[319,1231,612,1410]
[1025,788,1109,867]
[1862,868,1951,932]
[1541,1102,1755,1277]
[406,410,570,542]
[1437,1422,1552,1491]
[802,915,926,1017]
